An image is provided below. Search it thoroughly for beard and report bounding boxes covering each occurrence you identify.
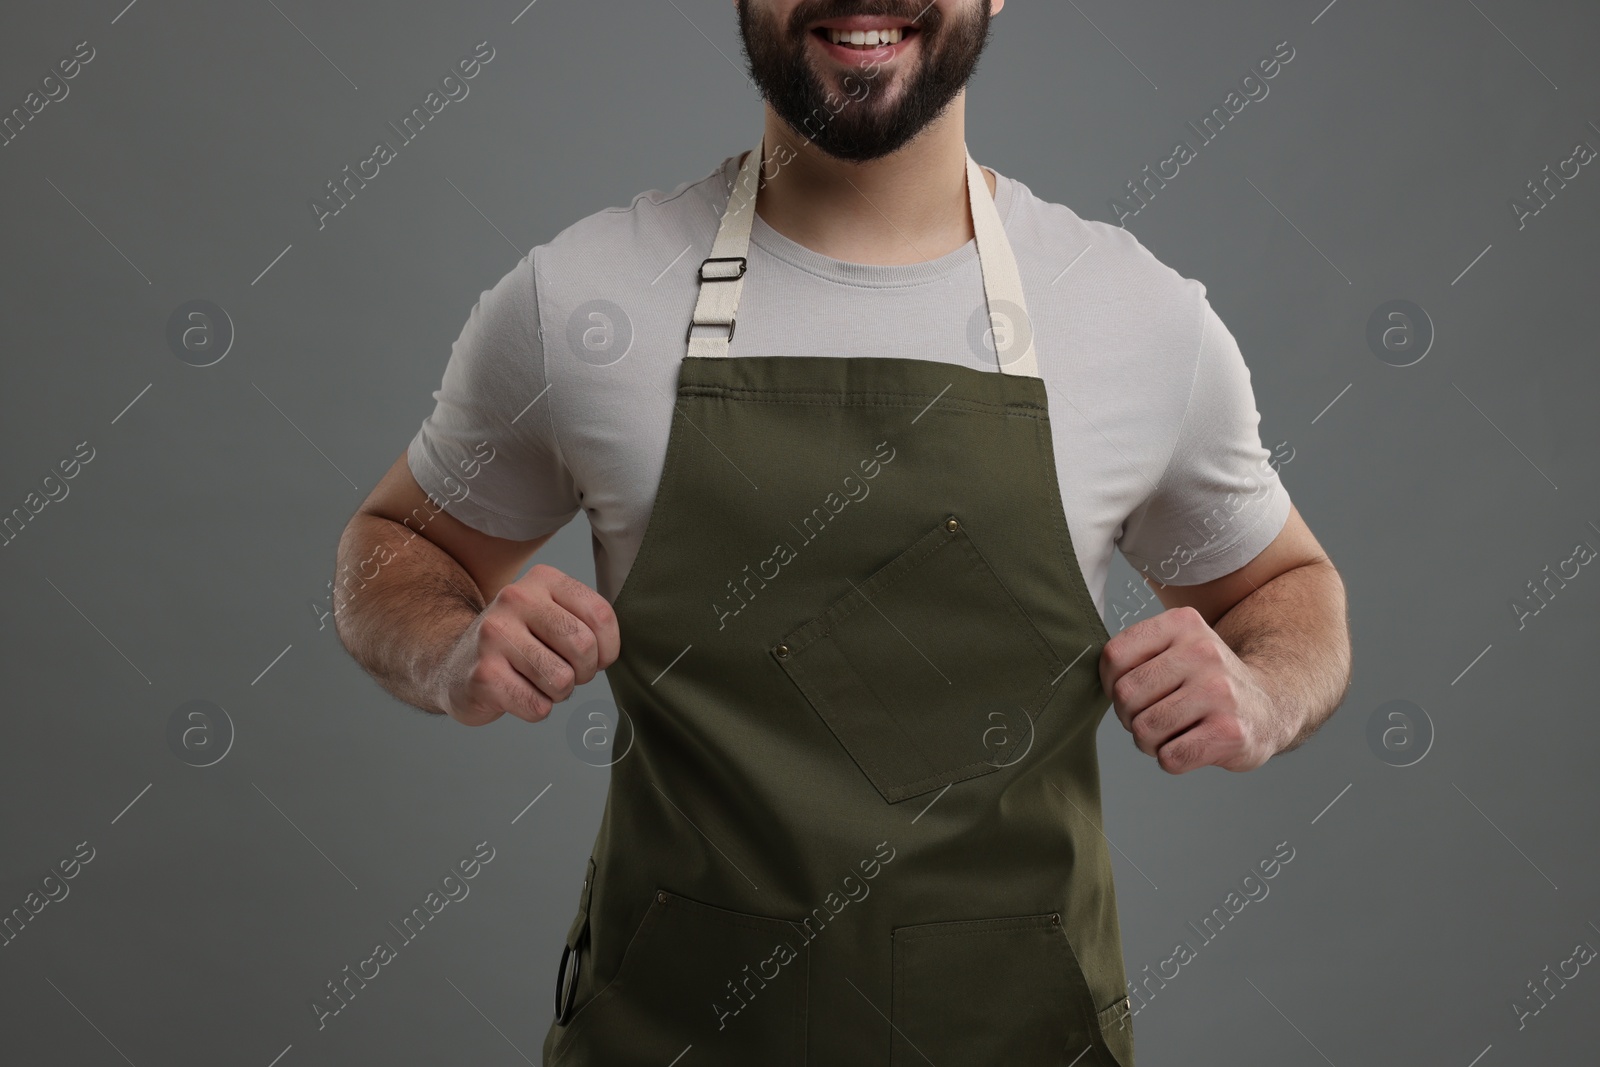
[735,0,993,163]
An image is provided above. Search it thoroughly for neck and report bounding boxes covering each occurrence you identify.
[750,98,994,266]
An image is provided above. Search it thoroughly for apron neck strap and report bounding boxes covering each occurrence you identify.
[687,134,1039,378]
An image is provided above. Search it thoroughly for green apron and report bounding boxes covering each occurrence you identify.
[542,135,1135,1066]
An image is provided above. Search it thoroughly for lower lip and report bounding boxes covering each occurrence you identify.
[812,28,919,63]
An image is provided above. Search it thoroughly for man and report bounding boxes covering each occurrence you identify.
[335,1,1351,1063]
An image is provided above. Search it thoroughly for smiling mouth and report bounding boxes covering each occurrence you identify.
[810,25,922,56]
[815,25,917,48]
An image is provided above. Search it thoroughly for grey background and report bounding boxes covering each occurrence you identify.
[2,1,1597,1064]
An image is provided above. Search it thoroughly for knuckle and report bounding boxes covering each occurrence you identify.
[455,688,499,725]
[1129,718,1152,752]
[1207,673,1238,705]
[1130,709,1163,749]
[535,598,577,638]
[495,582,534,611]
[549,608,581,645]
[546,659,576,696]
[1157,745,1189,775]
[1111,674,1138,708]
[471,616,498,651]
[568,624,597,659]
[1162,730,1202,770]
[466,661,498,693]
[480,618,515,658]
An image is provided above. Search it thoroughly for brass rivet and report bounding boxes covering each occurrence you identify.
[657,891,667,904]
[945,517,960,533]
[774,644,790,659]
[1051,913,1060,925]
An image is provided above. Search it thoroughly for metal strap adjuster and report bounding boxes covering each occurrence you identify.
[686,317,736,343]
[698,256,747,281]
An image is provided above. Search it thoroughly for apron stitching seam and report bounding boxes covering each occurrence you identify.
[1034,415,1113,650]
[611,384,693,615]
[677,389,1050,416]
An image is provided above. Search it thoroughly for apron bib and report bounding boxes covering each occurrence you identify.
[543,135,1136,1067]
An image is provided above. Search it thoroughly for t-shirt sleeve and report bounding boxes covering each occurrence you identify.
[1116,284,1292,586]
[405,253,582,542]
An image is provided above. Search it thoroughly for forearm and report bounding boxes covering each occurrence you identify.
[1212,559,1351,754]
[332,514,485,714]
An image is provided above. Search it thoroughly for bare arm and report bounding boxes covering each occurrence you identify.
[1204,556,1349,755]
[333,452,619,724]
[1144,503,1350,754]
[1102,504,1352,773]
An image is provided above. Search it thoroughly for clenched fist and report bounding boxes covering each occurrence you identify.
[435,564,621,727]
[1099,605,1281,774]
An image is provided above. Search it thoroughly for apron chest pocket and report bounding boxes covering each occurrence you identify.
[774,514,1066,803]
[891,912,1132,1066]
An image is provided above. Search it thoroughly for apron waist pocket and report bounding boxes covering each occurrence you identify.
[547,887,810,1066]
[891,911,1133,1066]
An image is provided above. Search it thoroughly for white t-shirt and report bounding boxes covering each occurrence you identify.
[407,152,1291,617]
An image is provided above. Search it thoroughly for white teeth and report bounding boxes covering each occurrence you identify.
[827,27,904,47]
